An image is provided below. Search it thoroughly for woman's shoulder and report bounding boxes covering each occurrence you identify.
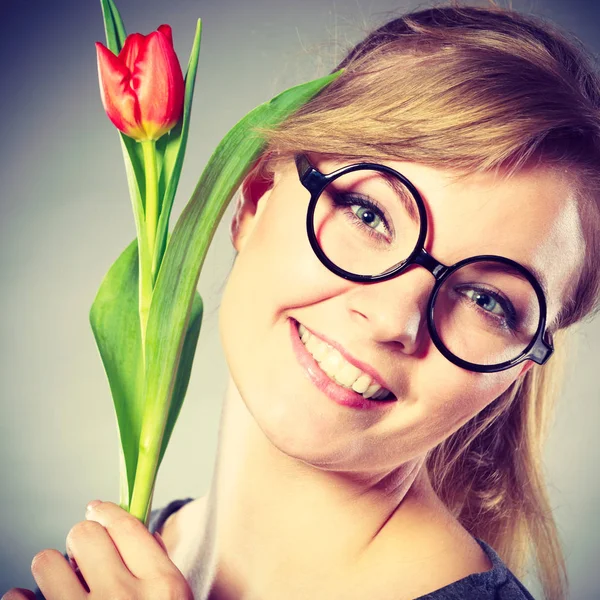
[412,537,536,599]
[368,500,537,600]
[349,514,536,600]
[150,498,536,600]
[149,495,206,574]
[149,497,197,536]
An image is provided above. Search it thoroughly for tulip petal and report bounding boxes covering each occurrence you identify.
[133,29,184,140]
[157,24,173,46]
[96,42,144,139]
[119,32,145,75]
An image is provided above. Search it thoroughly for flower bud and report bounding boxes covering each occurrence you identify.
[96,25,185,141]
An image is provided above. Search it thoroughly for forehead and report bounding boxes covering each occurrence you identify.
[304,156,585,323]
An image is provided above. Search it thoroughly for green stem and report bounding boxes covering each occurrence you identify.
[132,140,160,518]
[118,447,129,510]
[139,139,159,365]
[141,139,159,278]
[129,415,163,524]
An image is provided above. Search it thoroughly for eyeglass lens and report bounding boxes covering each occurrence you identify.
[311,168,542,366]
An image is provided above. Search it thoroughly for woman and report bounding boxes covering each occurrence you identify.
[5,4,599,600]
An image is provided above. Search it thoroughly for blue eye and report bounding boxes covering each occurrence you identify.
[458,287,518,331]
[331,193,392,241]
[463,290,504,316]
[351,205,384,231]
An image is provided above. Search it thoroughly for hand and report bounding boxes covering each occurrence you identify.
[3,501,193,600]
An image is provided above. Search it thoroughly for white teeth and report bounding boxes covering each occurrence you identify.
[312,339,330,362]
[305,335,320,356]
[320,350,344,377]
[351,374,372,394]
[363,383,382,399]
[301,328,310,344]
[333,361,362,387]
[296,321,394,401]
[371,387,390,400]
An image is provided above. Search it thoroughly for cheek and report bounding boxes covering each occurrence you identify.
[222,193,305,326]
[413,357,521,443]
[232,186,350,316]
[218,186,333,394]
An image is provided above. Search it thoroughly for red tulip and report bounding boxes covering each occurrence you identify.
[96,25,185,141]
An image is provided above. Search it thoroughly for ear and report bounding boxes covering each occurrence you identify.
[517,360,534,379]
[229,165,275,252]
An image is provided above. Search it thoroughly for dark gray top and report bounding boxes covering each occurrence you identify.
[35,497,537,599]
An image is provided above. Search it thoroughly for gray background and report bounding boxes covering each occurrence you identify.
[0,0,598,597]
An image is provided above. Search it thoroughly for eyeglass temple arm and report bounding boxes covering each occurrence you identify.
[295,154,314,183]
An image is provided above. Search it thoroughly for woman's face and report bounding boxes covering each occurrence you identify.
[219,154,583,474]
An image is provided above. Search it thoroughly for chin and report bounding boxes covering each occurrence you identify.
[250,378,352,460]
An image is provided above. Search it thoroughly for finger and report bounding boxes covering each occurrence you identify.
[66,519,131,592]
[2,589,36,600]
[30,549,86,600]
[85,501,174,579]
[154,531,168,554]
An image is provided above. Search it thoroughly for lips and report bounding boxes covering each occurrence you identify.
[294,321,391,393]
[289,318,397,410]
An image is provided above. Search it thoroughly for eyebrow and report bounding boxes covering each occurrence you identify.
[376,171,550,297]
[379,172,421,224]
[472,260,550,299]
[320,155,421,224]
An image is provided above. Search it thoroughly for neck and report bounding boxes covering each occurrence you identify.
[192,377,438,599]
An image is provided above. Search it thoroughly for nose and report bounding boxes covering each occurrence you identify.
[345,264,435,355]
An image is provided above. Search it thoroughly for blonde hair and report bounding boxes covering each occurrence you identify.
[251,5,600,600]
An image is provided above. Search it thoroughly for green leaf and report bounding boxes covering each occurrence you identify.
[107,0,127,49]
[128,70,344,521]
[154,18,203,281]
[99,0,126,54]
[89,238,203,508]
[158,290,203,467]
[89,239,145,508]
[119,133,146,213]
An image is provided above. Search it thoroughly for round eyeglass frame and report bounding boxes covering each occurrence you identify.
[295,154,554,373]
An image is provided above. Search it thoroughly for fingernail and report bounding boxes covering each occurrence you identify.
[86,500,102,512]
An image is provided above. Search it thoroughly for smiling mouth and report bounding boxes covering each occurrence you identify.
[294,320,396,402]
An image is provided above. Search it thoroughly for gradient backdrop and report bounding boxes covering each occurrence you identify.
[0,0,598,597]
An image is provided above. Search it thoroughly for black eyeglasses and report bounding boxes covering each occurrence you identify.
[295,154,553,373]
